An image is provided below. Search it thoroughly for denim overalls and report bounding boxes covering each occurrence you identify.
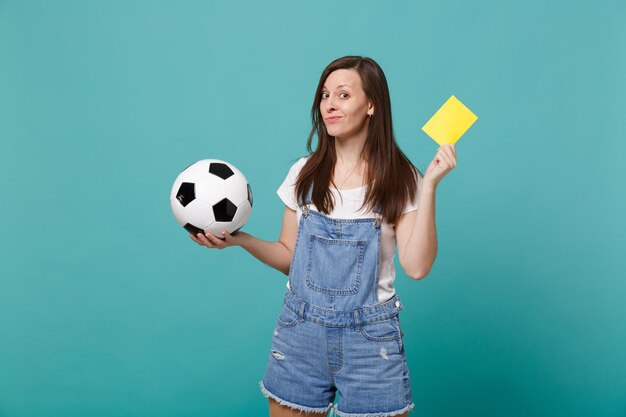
[260,186,415,417]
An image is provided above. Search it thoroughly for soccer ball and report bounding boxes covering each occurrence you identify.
[170,159,253,237]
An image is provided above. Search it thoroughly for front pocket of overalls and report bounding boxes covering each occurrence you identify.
[306,234,366,295]
[276,304,300,328]
[359,317,402,342]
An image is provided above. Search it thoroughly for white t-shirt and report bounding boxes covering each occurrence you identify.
[277,156,423,303]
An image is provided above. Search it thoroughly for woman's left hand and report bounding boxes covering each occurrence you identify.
[423,143,457,189]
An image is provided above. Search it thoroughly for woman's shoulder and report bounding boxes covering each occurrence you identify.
[294,154,310,167]
[278,155,310,187]
[285,155,310,176]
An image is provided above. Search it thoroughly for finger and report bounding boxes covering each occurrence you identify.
[437,150,454,168]
[190,233,202,245]
[435,148,446,163]
[440,147,456,167]
[447,145,457,166]
[441,144,455,159]
[205,232,225,248]
[196,232,215,248]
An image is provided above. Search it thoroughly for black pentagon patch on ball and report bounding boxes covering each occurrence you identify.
[176,182,195,207]
[247,183,253,207]
[183,223,203,235]
[213,198,237,222]
[209,162,234,180]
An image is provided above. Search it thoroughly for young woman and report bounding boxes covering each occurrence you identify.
[190,56,457,417]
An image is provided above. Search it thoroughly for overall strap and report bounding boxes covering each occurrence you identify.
[373,203,383,228]
[299,184,313,218]
[304,183,313,206]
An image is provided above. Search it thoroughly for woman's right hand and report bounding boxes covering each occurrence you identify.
[190,230,245,250]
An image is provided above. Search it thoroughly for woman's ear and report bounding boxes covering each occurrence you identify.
[367,102,375,117]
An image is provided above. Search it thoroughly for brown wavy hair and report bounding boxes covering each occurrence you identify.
[293,55,421,226]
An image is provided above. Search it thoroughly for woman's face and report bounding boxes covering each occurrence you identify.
[320,69,373,140]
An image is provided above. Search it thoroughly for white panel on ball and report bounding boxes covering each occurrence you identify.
[183,199,216,230]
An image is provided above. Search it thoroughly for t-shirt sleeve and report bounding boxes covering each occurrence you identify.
[277,157,308,211]
[401,170,424,214]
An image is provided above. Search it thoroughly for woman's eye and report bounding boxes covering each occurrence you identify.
[320,92,349,99]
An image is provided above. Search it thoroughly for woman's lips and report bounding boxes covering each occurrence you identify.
[325,116,342,122]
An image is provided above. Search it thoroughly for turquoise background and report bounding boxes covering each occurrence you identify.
[1,0,624,416]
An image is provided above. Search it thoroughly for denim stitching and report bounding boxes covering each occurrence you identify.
[373,226,381,303]
[395,316,404,354]
[327,327,344,374]
[276,306,299,328]
[283,291,402,327]
[259,381,334,414]
[305,235,365,295]
[287,209,305,286]
[358,318,402,342]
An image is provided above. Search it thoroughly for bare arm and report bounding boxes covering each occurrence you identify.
[190,205,298,276]
[395,144,457,280]
[237,206,297,275]
[395,184,437,280]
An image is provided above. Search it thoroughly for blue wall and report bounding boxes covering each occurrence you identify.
[1,1,624,416]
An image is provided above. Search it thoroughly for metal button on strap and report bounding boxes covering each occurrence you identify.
[395,300,401,308]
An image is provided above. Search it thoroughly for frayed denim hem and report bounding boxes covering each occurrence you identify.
[330,402,415,417]
[259,380,334,415]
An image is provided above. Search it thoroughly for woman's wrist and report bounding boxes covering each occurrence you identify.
[232,230,250,248]
[420,180,437,196]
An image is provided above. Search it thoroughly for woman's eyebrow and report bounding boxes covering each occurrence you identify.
[322,84,351,89]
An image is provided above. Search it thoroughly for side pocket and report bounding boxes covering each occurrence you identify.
[276,305,300,328]
[359,317,402,342]
[396,315,405,354]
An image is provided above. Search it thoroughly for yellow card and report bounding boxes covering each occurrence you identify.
[421,95,477,145]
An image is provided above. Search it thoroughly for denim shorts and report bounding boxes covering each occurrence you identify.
[259,291,414,416]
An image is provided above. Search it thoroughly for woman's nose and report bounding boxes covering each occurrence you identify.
[325,96,337,112]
